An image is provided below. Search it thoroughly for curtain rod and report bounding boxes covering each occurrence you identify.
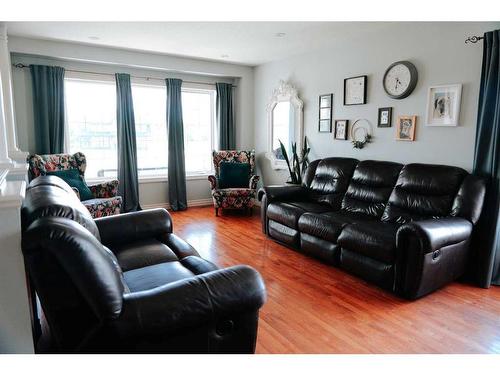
[465,35,484,44]
[12,63,237,87]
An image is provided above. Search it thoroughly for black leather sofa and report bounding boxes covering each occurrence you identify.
[259,158,486,299]
[21,176,266,353]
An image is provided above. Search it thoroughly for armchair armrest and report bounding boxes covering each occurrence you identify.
[261,184,308,203]
[395,217,473,299]
[249,175,260,190]
[95,208,173,248]
[208,175,217,190]
[113,265,266,336]
[89,179,119,198]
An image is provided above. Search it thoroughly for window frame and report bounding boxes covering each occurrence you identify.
[64,73,118,183]
[63,73,217,184]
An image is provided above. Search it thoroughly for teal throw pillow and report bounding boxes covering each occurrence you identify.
[46,169,94,201]
[219,162,251,189]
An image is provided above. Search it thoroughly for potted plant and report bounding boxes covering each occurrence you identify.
[278,137,310,185]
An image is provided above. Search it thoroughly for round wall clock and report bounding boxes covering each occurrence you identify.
[383,61,418,99]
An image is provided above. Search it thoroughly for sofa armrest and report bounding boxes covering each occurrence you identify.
[397,217,472,253]
[261,184,307,203]
[395,217,473,299]
[95,208,173,248]
[114,265,266,336]
[88,179,119,198]
[249,175,260,190]
[208,175,217,190]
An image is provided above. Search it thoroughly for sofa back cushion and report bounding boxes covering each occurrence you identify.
[22,175,101,241]
[381,163,467,224]
[341,160,403,218]
[306,157,358,209]
[22,217,125,347]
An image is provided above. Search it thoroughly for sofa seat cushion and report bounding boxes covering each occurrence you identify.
[337,222,401,264]
[267,201,331,229]
[111,238,180,272]
[124,261,195,292]
[123,255,218,292]
[298,210,375,243]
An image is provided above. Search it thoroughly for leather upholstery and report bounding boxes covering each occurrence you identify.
[299,210,374,243]
[267,201,331,229]
[338,221,400,263]
[341,160,403,218]
[22,176,266,353]
[259,157,486,299]
[451,174,487,225]
[381,163,467,224]
[22,175,101,240]
[307,157,358,208]
[111,238,180,272]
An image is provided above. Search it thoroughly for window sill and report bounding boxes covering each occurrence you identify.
[86,174,212,185]
[139,174,212,184]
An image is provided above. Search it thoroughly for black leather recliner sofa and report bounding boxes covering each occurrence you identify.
[259,158,486,299]
[21,176,266,353]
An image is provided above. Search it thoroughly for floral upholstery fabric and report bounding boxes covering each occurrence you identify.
[28,152,87,180]
[212,150,256,177]
[211,188,256,209]
[209,150,259,211]
[89,180,119,198]
[27,152,122,218]
[84,197,123,218]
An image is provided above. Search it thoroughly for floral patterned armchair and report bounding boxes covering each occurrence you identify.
[27,152,122,218]
[208,150,259,216]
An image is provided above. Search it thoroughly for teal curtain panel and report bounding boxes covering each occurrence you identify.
[166,78,187,211]
[216,82,235,150]
[29,65,65,154]
[116,73,141,212]
[472,29,500,287]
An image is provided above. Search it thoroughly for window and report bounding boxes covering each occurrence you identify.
[132,84,168,178]
[65,78,117,179]
[65,76,216,181]
[182,88,216,175]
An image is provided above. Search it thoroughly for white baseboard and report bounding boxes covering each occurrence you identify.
[141,198,213,210]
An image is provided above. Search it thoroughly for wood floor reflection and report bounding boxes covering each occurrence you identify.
[169,206,500,354]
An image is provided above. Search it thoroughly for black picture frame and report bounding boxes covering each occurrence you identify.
[318,94,333,133]
[344,75,367,106]
[334,119,349,140]
[378,107,393,127]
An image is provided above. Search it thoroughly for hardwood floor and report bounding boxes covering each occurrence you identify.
[169,206,500,354]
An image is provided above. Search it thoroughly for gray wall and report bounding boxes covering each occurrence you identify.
[9,37,255,207]
[254,22,500,185]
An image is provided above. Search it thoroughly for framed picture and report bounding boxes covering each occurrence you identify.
[318,94,333,133]
[426,84,462,126]
[396,116,417,141]
[378,107,392,127]
[319,120,331,133]
[344,75,367,105]
[334,120,349,140]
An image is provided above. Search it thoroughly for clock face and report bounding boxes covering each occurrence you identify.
[383,61,418,99]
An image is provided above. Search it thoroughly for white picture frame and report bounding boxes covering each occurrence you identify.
[425,84,462,126]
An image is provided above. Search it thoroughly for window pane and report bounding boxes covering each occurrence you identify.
[132,85,168,177]
[182,90,214,174]
[65,79,117,179]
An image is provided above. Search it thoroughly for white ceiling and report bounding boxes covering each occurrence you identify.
[5,22,396,66]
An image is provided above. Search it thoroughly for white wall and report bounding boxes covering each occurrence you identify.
[254,22,500,185]
[9,37,255,207]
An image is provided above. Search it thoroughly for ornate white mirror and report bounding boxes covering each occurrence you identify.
[266,80,304,170]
